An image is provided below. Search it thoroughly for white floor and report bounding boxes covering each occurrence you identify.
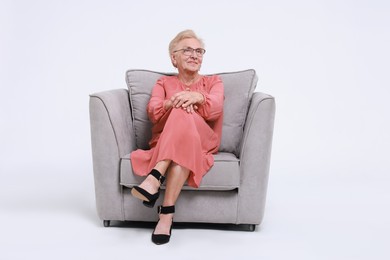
[1,162,389,260]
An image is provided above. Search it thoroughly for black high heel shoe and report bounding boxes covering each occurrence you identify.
[152,205,175,245]
[131,169,165,208]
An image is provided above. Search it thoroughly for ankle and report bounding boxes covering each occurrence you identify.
[146,174,160,186]
[159,213,173,221]
[158,205,175,214]
[138,177,159,195]
[149,169,165,185]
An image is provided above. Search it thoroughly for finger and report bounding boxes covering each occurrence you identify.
[176,99,185,108]
[172,95,183,107]
[182,99,192,108]
[171,92,184,102]
[182,105,190,113]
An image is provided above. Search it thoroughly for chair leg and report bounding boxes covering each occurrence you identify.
[247,224,256,232]
[103,220,110,227]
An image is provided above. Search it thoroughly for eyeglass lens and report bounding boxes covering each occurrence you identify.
[183,48,205,56]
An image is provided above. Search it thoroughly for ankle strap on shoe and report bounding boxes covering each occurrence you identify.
[158,205,175,214]
[150,169,165,185]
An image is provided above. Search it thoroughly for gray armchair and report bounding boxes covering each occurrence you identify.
[89,69,275,231]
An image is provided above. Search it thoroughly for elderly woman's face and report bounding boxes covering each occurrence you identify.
[172,38,203,73]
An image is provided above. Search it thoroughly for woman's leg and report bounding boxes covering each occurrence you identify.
[154,162,190,235]
[137,159,171,194]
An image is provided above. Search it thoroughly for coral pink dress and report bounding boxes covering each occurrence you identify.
[130,75,224,188]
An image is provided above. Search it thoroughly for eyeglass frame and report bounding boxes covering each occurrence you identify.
[173,47,206,57]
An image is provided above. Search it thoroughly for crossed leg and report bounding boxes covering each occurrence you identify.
[154,162,190,235]
[136,160,190,236]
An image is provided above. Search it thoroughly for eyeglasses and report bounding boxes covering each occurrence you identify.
[173,47,206,57]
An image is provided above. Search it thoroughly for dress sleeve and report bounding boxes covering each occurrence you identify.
[147,77,169,124]
[196,76,224,121]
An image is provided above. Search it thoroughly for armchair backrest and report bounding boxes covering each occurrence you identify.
[125,69,257,156]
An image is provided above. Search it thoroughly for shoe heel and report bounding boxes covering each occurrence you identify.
[131,169,165,208]
[143,198,157,208]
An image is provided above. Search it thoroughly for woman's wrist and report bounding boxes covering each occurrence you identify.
[196,91,205,104]
[163,99,173,111]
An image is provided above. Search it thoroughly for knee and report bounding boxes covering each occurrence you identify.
[170,162,188,173]
[169,108,194,122]
[170,161,181,170]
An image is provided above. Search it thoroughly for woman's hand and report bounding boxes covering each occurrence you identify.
[164,96,197,113]
[170,91,204,113]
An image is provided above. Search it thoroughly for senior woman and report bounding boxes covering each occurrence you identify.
[130,29,224,245]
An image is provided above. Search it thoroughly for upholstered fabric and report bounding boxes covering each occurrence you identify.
[217,70,258,155]
[125,69,257,155]
[125,70,168,149]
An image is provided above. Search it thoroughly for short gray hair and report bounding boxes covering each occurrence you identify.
[168,29,205,55]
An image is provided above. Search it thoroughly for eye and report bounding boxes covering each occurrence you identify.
[184,48,194,54]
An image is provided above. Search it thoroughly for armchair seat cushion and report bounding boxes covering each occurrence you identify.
[120,152,240,191]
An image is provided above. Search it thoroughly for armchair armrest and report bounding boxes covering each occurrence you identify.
[238,92,276,224]
[89,88,135,221]
[90,89,135,156]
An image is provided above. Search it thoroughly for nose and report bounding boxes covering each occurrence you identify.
[190,50,197,59]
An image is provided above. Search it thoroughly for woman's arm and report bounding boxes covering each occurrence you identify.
[147,78,170,123]
[195,76,224,121]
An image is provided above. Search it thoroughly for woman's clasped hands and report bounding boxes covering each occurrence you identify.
[167,91,204,113]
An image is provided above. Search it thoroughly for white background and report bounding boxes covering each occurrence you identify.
[1,0,389,259]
